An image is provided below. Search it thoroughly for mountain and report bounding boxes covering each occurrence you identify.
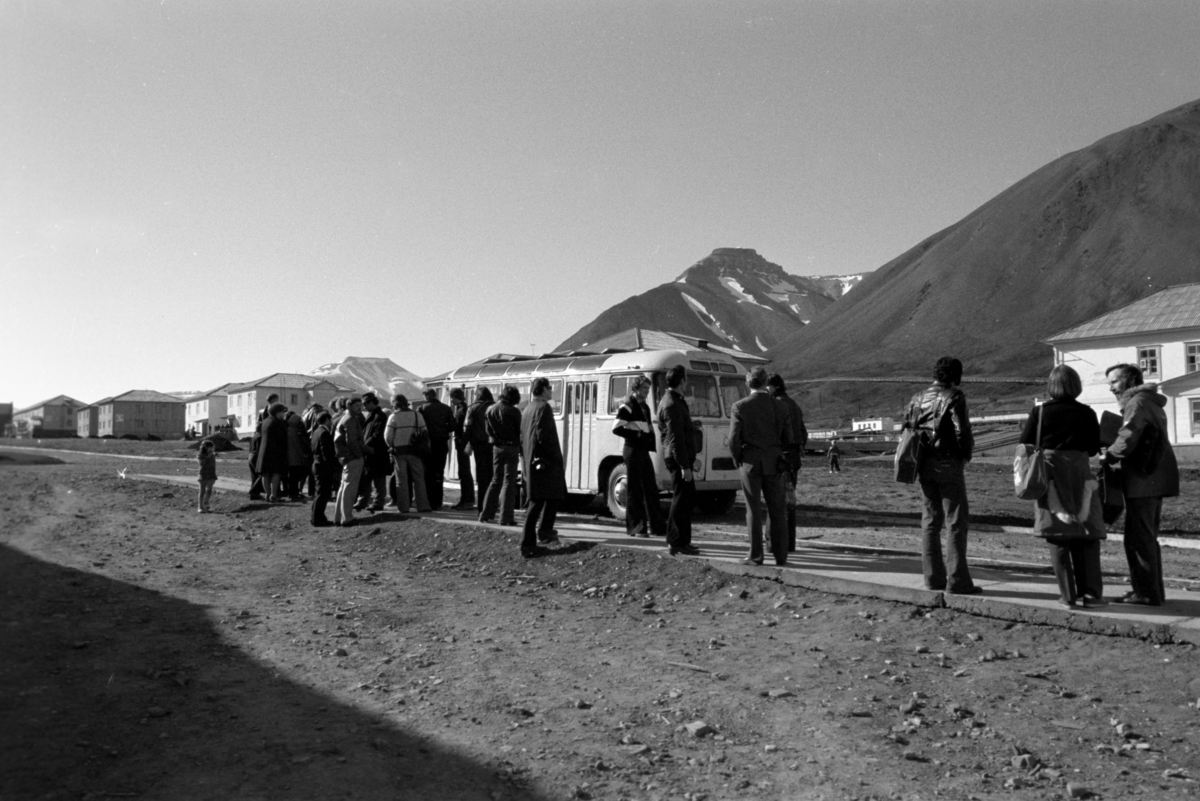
[308,357,424,400]
[771,98,1200,384]
[556,248,868,354]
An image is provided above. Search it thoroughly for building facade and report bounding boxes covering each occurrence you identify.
[1045,283,1200,461]
[95,390,186,439]
[12,395,85,437]
[225,374,353,437]
[183,383,240,437]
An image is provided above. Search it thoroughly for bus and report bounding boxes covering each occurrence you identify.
[424,348,753,519]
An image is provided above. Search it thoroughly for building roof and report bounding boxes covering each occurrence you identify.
[583,328,771,364]
[184,381,243,400]
[226,373,331,393]
[1045,283,1200,343]
[14,395,85,415]
[106,390,186,404]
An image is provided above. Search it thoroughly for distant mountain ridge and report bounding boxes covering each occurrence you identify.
[308,357,424,400]
[771,98,1200,384]
[557,248,868,354]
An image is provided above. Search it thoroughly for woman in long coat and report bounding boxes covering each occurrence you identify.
[255,403,290,503]
[1019,365,1105,609]
[520,377,566,557]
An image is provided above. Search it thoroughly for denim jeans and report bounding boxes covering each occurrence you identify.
[480,445,520,523]
[918,457,974,592]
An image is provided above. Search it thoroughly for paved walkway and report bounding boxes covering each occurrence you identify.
[127,471,1200,646]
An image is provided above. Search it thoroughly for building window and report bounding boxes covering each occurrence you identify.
[291,393,299,406]
[1187,343,1200,374]
[1193,399,1200,435]
[1137,346,1160,379]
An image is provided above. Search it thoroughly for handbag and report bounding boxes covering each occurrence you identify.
[1098,462,1125,524]
[1013,404,1048,500]
[894,402,927,484]
[410,422,431,457]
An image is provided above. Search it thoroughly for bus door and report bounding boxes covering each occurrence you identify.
[564,380,597,490]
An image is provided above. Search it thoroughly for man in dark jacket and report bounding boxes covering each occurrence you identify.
[521,377,566,557]
[356,393,389,512]
[465,387,495,511]
[417,388,455,511]
[309,411,338,527]
[613,376,665,538]
[656,365,698,555]
[247,426,264,500]
[479,385,522,525]
[730,367,793,565]
[333,396,366,527]
[905,356,979,595]
[1102,364,1180,606]
[449,388,474,509]
[769,374,808,552]
[256,403,290,503]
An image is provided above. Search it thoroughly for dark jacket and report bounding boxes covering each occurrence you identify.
[311,425,338,476]
[485,399,522,447]
[1105,383,1179,499]
[521,396,566,500]
[255,416,289,474]
[906,382,974,462]
[656,388,697,473]
[465,389,495,447]
[729,390,793,476]
[773,390,808,471]
[450,399,469,447]
[362,406,390,473]
[613,395,657,455]
[248,428,262,470]
[285,412,312,468]
[1019,399,1100,454]
[418,398,455,441]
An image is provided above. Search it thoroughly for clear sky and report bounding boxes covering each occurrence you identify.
[4,0,1200,409]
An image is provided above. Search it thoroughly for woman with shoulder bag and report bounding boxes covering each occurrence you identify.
[1018,365,1106,609]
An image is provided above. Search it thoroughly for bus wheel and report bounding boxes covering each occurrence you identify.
[695,489,736,516]
[605,464,629,521]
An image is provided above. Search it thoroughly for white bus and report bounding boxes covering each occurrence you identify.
[425,348,752,519]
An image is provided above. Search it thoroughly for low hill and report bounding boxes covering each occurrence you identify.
[771,98,1200,387]
[556,248,867,354]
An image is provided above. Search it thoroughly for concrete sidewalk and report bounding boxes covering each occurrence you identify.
[130,471,1200,646]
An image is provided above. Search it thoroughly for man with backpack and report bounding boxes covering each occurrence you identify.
[904,356,979,595]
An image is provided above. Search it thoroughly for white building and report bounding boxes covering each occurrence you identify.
[225,374,354,437]
[1045,283,1200,461]
[183,382,241,437]
[851,417,896,433]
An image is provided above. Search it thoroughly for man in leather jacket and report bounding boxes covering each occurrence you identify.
[1102,363,1180,606]
[905,356,979,595]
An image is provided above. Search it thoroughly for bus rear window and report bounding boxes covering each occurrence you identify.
[719,377,749,417]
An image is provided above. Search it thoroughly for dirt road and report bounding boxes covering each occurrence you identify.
[2,449,1199,800]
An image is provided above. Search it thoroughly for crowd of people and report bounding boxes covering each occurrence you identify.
[213,356,1179,601]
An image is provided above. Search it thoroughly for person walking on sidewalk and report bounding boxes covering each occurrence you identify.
[656,365,699,556]
[613,376,666,538]
[479,385,522,526]
[730,366,793,566]
[1101,363,1179,607]
[905,356,979,595]
[521,377,566,557]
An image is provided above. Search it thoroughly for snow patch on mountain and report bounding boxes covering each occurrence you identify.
[309,356,424,399]
[680,293,735,344]
[720,277,769,308]
[755,336,767,352]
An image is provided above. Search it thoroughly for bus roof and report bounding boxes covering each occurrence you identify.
[429,348,748,383]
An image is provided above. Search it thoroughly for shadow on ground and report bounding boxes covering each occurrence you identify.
[0,544,549,801]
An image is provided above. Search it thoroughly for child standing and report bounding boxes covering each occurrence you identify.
[197,439,218,512]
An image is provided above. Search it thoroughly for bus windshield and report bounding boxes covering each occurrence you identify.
[718,377,748,417]
[683,375,721,418]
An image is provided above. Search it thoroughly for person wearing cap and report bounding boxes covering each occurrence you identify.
[448,387,474,509]
[332,396,366,526]
[479,385,522,526]
[417,388,455,511]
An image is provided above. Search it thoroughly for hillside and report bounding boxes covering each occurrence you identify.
[308,357,424,400]
[771,98,1200,385]
[556,248,867,354]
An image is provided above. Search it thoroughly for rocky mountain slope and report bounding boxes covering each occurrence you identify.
[556,248,867,354]
[308,357,424,400]
[771,98,1200,382]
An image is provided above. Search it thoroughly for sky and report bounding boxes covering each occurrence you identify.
[4,0,1200,409]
